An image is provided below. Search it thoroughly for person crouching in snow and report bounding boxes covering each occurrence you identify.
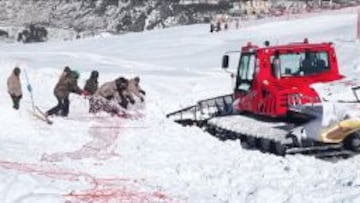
[127,76,146,103]
[84,70,99,96]
[46,70,84,117]
[90,77,132,115]
[7,67,22,110]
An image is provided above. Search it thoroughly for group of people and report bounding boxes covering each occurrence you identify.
[210,17,240,33]
[6,66,145,118]
[210,21,227,33]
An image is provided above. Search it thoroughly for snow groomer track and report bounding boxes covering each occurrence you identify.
[206,115,358,160]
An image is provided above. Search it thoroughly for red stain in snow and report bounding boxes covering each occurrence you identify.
[0,115,184,202]
[41,117,123,162]
[0,160,180,203]
[65,178,172,203]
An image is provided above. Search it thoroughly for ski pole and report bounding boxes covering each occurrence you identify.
[24,69,35,112]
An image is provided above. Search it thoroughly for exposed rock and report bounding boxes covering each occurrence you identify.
[17,24,48,43]
[0,0,236,36]
[0,0,359,41]
[0,29,9,38]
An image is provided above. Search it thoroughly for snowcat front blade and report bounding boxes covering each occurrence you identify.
[166,94,234,126]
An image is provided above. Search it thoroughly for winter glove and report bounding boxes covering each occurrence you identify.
[125,95,135,104]
[27,84,32,92]
[82,90,89,96]
[81,90,90,99]
[139,90,146,95]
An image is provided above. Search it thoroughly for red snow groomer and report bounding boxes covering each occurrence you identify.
[167,39,360,159]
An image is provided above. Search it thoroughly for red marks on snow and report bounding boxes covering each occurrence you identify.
[154,191,169,199]
[41,114,147,162]
[0,113,180,202]
[0,160,88,182]
[65,178,172,203]
[0,160,177,203]
[41,117,122,162]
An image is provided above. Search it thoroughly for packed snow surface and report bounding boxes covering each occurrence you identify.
[208,116,289,141]
[1,9,360,203]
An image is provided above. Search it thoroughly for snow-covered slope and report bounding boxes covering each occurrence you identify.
[1,9,360,203]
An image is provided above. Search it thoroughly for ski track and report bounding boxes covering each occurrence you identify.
[1,7,360,203]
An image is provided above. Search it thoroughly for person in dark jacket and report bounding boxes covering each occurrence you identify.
[55,66,71,89]
[216,21,221,32]
[84,70,99,95]
[46,67,71,116]
[46,70,83,117]
[7,67,22,110]
[210,22,215,33]
[224,22,228,31]
[117,77,134,109]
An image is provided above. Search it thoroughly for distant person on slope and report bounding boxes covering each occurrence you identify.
[235,18,240,29]
[7,67,22,110]
[46,70,84,117]
[210,22,215,33]
[84,70,99,95]
[224,22,228,31]
[216,21,221,32]
[89,77,133,115]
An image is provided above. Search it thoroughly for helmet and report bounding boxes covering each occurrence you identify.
[14,67,21,76]
[91,70,99,78]
[72,70,80,79]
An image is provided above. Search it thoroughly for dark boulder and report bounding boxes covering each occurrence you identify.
[18,24,48,43]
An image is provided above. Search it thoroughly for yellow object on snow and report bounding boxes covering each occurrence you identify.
[320,119,360,143]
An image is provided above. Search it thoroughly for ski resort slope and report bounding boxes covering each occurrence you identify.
[0,10,360,203]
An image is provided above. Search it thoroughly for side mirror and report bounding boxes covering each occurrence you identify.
[222,55,229,69]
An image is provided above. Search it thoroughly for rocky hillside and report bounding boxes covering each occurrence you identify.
[0,0,359,41]
[0,0,234,37]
